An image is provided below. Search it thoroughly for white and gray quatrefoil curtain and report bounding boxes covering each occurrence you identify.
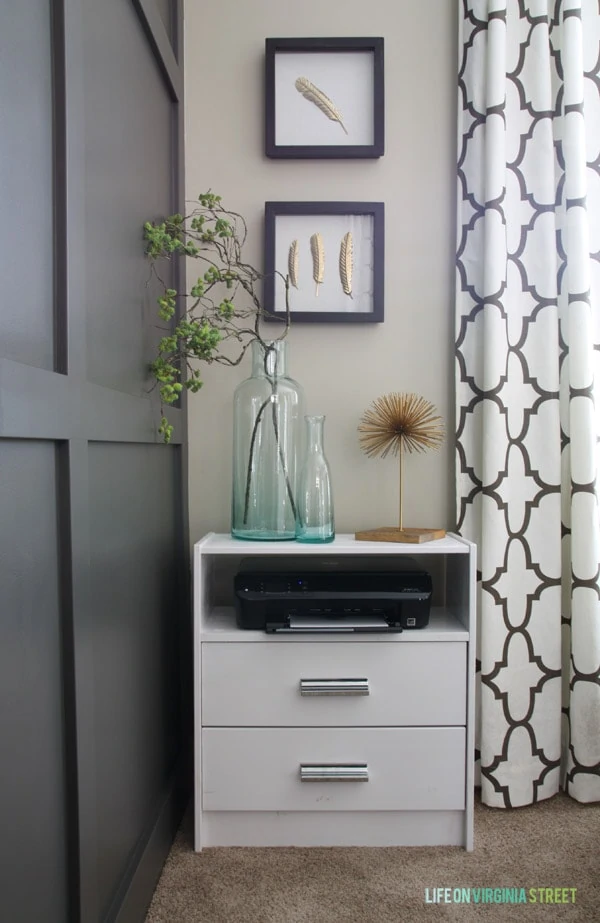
[456,0,600,807]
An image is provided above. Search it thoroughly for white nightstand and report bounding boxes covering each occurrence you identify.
[194,533,476,850]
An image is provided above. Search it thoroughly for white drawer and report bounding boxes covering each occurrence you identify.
[202,726,466,812]
[202,641,466,726]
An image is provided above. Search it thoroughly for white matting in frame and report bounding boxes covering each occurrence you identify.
[275,51,375,147]
[274,213,375,315]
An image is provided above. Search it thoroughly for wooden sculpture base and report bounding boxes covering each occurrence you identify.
[354,526,446,544]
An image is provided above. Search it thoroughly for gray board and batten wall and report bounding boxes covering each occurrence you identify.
[0,1,189,922]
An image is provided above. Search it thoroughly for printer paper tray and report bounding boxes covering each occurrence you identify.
[269,615,402,633]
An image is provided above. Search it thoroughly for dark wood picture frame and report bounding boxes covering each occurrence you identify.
[264,201,385,324]
[265,37,384,159]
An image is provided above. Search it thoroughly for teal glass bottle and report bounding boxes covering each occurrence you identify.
[231,340,304,540]
[295,415,335,543]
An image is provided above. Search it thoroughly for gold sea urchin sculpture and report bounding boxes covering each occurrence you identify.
[355,392,446,544]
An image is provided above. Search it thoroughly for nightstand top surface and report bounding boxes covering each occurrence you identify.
[195,532,473,555]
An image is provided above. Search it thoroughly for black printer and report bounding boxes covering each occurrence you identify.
[233,557,432,633]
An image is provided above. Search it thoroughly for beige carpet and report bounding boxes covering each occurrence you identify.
[145,794,600,922]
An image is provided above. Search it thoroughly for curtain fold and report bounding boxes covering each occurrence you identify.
[456,0,600,807]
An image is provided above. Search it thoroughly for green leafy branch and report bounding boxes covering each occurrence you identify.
[145,191,290,443]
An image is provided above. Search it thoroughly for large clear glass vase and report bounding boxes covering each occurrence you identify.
[231,340,304,540]
[295,415,335,543]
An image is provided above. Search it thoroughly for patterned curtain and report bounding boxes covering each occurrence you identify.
[456,0,600,807]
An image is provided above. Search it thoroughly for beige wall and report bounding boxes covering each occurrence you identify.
[184,0,457,543]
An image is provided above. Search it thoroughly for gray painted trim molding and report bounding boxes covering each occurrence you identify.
[132,0,183,100]
[110,759,188,923]
[0,359,183,444]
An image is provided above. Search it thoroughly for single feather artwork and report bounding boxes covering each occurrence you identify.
[294,77,348,135]
[310,232,325,296]
[339,231,353,298]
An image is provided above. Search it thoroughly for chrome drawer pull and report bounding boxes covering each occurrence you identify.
[299,678,369,696]
[300,763,369,782]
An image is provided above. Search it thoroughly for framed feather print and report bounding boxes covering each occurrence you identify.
[265,38,384,159]
[263,201,385,323]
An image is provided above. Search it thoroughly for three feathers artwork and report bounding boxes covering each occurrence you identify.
[287,232,354,299]
[285,76,354,299]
